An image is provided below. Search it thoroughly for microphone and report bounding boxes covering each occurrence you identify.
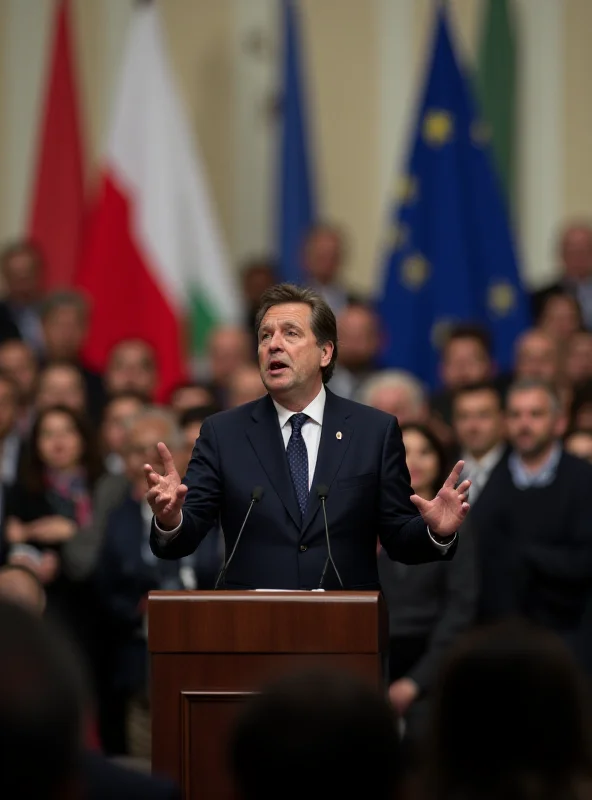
[316,484,344,590]
[215,486,263,589]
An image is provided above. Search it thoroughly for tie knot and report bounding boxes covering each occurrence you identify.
[290,413,308,435]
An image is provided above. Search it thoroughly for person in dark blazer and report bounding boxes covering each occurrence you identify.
[147,284,470,590]
[378,424,476,741]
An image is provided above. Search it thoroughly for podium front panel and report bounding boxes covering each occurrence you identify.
[149,591,387,800]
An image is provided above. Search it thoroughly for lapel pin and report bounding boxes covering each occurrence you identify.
[336,431,342,440]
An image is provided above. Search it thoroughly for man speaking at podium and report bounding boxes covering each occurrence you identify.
[146,284,469,590]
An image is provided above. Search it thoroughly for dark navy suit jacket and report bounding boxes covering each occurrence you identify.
[150,389,455,590]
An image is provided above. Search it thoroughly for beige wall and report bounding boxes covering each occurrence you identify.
[0,0,591,294]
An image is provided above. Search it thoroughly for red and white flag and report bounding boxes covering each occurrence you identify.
[76,1,241,402]
[28,0,85,290]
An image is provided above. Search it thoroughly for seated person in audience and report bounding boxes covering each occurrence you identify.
[93,407,197,755]
[331,302,381,400]
[564,429,592,464]
[359,369,429,426]
[0,338,38,434]
[514,328,561,384]
[179,405,223,589]
[566,331,592,387]
[430,324,496,427]
[0,563,45,614]
[423,620,592,800]
[241,257,277,343]
[230,669,402,800]
[168,381,216,418]
[0,239,44,352]
[471,379,592,673]
[570,380,592,431]
[36,361,87,414]
[0,600,180,800]
[378,424,476,742]
[105,339,158,402]
[39,290,105,422]
[536,289,583,345]
[179,404,220,469]
[205,325,253,408]
[532,221,592,330]
[101,391,147,475]
[301,223,350,315]
[0,372,24,495]
[227,363,267,408]
[452,382,507,505]
[4,406,103,662]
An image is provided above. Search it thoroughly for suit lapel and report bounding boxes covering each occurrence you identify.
[246,394,302,529]
[301,390,352,536]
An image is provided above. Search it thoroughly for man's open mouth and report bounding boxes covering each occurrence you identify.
[268,360,288,373]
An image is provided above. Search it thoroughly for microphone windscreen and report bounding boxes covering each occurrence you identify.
[252,486,264,501]
[316,484,329,499]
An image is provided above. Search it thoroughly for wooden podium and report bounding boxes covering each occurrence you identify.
[148,590,388,800]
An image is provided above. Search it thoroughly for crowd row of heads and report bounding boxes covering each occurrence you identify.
[0,592,590,800]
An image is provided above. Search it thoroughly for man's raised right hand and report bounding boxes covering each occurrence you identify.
[144,442,188,530]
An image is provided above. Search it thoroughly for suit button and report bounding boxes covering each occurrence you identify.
[299,545,307,552]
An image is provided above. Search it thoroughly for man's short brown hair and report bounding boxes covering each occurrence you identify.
[255,284,339,383]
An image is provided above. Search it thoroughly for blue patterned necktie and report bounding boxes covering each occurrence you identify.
[287,412,309,518]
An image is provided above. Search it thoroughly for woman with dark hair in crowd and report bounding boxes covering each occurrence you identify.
[4,405,103,656]
[378,423,477,743]
[423,620,592,800]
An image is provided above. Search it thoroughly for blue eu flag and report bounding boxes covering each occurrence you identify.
[277,0,316,283]
[377,10,529,387]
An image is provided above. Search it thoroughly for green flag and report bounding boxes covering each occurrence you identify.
[476,0,516,202]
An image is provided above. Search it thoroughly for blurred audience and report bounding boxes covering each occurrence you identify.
[178,405,224,589]
[0,600,180,800]
[0,599,84,799]
[93,407,197,755]
[0,240,44,352]
[241,258,277,340]
[229,669,402,800]
[514,328,562,383]
[227,363,266,408]
[101,392,147,475]
[533,222,592,329]
[536,289,583,344]
[0,563,46,614]
[424,620,592,800]
[0,372,23,485]
[105,339,158,401]
[452,382,507,505]
[565,429,592,464]
[302,223,350,314]
[331,302,381,399]
[431,324,495,427]
[206,325,252,407]
[571,381,592,430]
[472,379,592,672]
[359,369,428,425]
[40,290,105,421]
[168,381,216,417]
[0,338,38,433]
[566,332,592,386]
[378,424,476,743]
[36,362,87,414]
[5,406,102,660]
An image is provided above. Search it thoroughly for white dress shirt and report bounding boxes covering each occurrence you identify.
[155,384,453,553]
[272,385,326,489]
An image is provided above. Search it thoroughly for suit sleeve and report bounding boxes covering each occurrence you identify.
[149,417,223,560]
[378,418,457,565]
